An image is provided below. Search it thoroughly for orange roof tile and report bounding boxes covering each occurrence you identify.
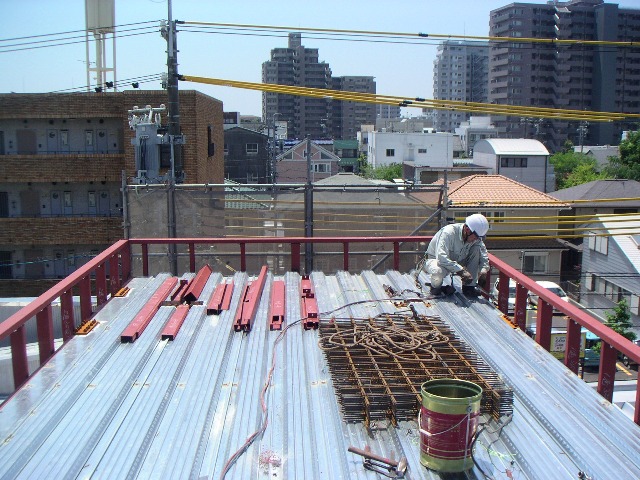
[447,175,570,208]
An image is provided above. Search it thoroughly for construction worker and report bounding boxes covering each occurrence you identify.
[423,213,490,297]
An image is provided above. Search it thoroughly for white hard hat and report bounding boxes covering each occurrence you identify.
[465,213,489,238]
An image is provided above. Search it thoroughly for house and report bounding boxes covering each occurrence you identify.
[454,116,501,156]
[333,139,359,173]
[572,145,619,169]
[363,131,455,172]
[0,90,224,297]
[276,139,340,183]
[580,214,640,338]
[549,180,640,287]
[550,179,640,217]
[224,127,270,184]
[472,138,555,193]
[409,174,571,283]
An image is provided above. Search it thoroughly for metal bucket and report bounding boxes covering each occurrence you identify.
[419,378,482,472]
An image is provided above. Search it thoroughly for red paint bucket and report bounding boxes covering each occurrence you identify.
[419,379,482,472]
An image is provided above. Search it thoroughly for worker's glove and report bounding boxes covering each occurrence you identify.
[478,268,489,286]
[457,268,473,285]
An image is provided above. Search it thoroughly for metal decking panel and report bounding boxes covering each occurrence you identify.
[1,270,640,480]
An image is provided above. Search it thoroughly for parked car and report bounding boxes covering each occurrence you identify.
[528,281,570,313]
[583,348,600,370]
[619,339,640,369]
[491,278,517,313]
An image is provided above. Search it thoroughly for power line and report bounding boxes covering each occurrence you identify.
[0,20,161,43]
[182,21,640,48]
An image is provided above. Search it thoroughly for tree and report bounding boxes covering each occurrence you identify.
[549,151,600,190]
[358,160,403,182]
[605,129,640,181]
[604,299,637,343]
[563,162,607,188]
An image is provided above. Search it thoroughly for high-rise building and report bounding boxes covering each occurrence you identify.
[262,33,332,140]
[488,0,640,152]
[330,76,376,140]
[432,40,489,133]
[262,34,376,140]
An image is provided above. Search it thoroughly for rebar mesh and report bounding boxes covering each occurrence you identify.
[319,313,514,426]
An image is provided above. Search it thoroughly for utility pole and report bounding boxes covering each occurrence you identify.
[304,136,314,274]
[578,121,589,154]
[165,0,182,274]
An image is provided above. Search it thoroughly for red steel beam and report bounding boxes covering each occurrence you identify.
[208,281,233,315]
[234,266,268,332]
[301,275,318,330]
[514,284,528,331]
[171,279,189,303]
[183,264,212,303]
[61,290,75,342]
[161,305,190,340]
[221,281,234,311]
[10,325,29,390]
[79,276,93,323]
[121,277,178,343]
[536,300,554,352]
[96,263,108,306]
[270,280,285,331]
[36,306,54,364]
[564,317,581,374]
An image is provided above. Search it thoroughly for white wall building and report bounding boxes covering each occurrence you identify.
[365,131,454,169]
[472,138,555,193]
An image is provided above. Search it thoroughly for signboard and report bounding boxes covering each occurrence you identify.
[549,331,587,360]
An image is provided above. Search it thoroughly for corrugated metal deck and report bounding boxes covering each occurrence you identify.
[1,270,639,479]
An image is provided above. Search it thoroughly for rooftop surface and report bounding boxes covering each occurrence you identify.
[1,268,639,479]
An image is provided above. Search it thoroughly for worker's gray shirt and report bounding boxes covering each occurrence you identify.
[426,223,489,275]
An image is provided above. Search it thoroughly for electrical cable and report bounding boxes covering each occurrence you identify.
[182,21,640,48]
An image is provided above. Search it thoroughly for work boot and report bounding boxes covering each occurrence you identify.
[462,285,482,297]
[442,285,456,296]
[430,286,442,296]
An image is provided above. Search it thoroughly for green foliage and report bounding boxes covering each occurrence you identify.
[563,163,607,188]
[549,151,599,190]
[604,299,637,342]
[359,161,403,182]
[604,129,640,181]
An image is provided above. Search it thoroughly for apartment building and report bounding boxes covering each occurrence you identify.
[431,40,489,133]
[262,33,376,140]
[488,0,640,152]
[0,90,224,296]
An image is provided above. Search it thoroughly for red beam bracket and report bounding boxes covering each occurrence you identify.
[270,280,286,331]
[121,277,178,343]
[161,305,190,340]
[233,266,268,333]
[301,275,319,330]
[183,264,213,304]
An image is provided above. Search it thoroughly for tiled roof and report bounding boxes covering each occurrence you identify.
[447,175,570,208]
[550,179,640,207]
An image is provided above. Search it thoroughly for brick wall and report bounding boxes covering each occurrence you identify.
[0,155,125,182]
[0,217,122,244]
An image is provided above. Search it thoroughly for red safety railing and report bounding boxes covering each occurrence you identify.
[1,237,639,425]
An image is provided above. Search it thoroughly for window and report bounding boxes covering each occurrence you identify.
[522,253,547,274]
[224,143,228,154]
[587,232,608,255]
[500,157,528,168]
[63,191,72,209]
[313,163,329,173]
[88,191,96,208]
[85,130,94,147]
[418,148,427,154]
[0,251,11,279]
[386,149,395,157]
[246,143,258,154]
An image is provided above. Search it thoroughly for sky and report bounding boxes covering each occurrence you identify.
[1,0,638,117]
